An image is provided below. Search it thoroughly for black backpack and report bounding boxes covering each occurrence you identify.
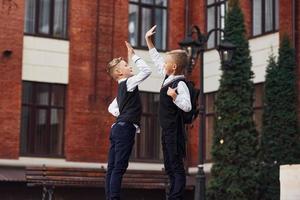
[172,79,200,124]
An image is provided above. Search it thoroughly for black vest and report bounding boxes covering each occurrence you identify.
[159,77,183,129]
[116,79,142,125]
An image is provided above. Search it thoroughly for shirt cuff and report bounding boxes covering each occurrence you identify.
[132,55,141,63]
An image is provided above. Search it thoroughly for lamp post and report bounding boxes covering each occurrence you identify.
[179,25,235,200]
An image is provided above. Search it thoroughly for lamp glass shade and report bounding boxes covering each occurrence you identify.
[217,41,236,66]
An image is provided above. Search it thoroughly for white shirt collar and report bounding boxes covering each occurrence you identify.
[118,78,127,84]
[163,74,185,86]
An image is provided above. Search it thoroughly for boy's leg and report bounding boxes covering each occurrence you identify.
[105,128,116,200]
[163,129,186,200]
[109,122,136,200]
[162,133,175,197]
[169,154,186,200]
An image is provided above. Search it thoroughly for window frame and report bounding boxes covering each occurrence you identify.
[204,83,265,162]
[20,81,66,158]
[24,0,69,40]
[129,0,168,51]
[253,83,264,134]
[130,91,163,163]
[204,91,217,163]
[251,0,279,38]
[206,0,228,50]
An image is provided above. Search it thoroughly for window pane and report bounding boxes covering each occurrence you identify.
[34,109,48,154]
[132,92,162,161]
[254,84,264,107]
[207,7,215,48]
[265,0,273,32]
[36,84,49,105]
[20,106,31,154]
[217,3,226,45]
[207,0,215,5]
[275,0,279,30]
[50,109,64,155]
[20,81,65,157]
[51,85,65,107]
[129,4,139,46]
[53,0,68,38]
[155,9,167,50]
[24,0,36,33]
[141,8,152,47]
[253,0,262,36]
[155,0,167,6]
[38,0,51,34]
[141,0,154,4]
[22,82,33,104]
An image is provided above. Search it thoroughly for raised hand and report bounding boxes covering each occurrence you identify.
[125,41,135,59]
[145,25,157,39]
[145,25,157,49]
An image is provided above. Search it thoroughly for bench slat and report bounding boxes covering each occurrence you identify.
[25,167,168,189]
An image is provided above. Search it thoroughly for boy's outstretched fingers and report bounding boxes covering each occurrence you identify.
[125,41,131,48]
[125,41,135,58]
[145,25,157,38]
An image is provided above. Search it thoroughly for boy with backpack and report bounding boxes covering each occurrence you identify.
[145,25,192,200]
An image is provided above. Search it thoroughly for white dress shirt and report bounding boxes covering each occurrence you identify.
[149,48,192,112]
[108,54,152,132]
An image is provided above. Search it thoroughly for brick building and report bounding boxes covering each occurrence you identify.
[0,0,299,199]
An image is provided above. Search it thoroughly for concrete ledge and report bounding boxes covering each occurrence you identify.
[0,158,164,171]
[280,164,300,200]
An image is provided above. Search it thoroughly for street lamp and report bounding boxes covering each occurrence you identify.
[179,25,236,200]
[217,41,236,68]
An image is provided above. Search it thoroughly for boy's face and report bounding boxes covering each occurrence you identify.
[115,60,134,79]
[164,55,177,76]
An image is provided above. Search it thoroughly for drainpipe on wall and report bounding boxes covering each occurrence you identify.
[110,1,116,99]
[185,0,190,36]
[292,0,296,48]
[91,0,101,103]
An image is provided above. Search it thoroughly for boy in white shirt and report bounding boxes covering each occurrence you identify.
[145,25,191,200]
[105,41,151,200]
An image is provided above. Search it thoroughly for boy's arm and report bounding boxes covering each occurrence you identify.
[125,41,151,92]
[108,98,120,117]
[167,81,192,112]
[126,54,152,92]
[145,25,165,76]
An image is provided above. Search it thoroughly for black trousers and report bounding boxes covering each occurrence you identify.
[162,127,186,200]
[105,122,136,200]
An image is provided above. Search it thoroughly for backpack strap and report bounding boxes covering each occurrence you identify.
[171,78,186,89]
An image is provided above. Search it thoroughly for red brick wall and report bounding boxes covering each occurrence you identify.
[65,0,128,162]
[168,0,186,50]
[279,0,293,39]
[0,0,24,159]
[240,0,252,37]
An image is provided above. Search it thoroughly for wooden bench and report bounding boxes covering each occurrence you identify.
[26,166,169,190]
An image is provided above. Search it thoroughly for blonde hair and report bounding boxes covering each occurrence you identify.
[166,49,188,75]
[106,57,124,80]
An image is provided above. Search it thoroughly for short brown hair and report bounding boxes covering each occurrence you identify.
[166,49,188,75]
[107,57,124,80]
